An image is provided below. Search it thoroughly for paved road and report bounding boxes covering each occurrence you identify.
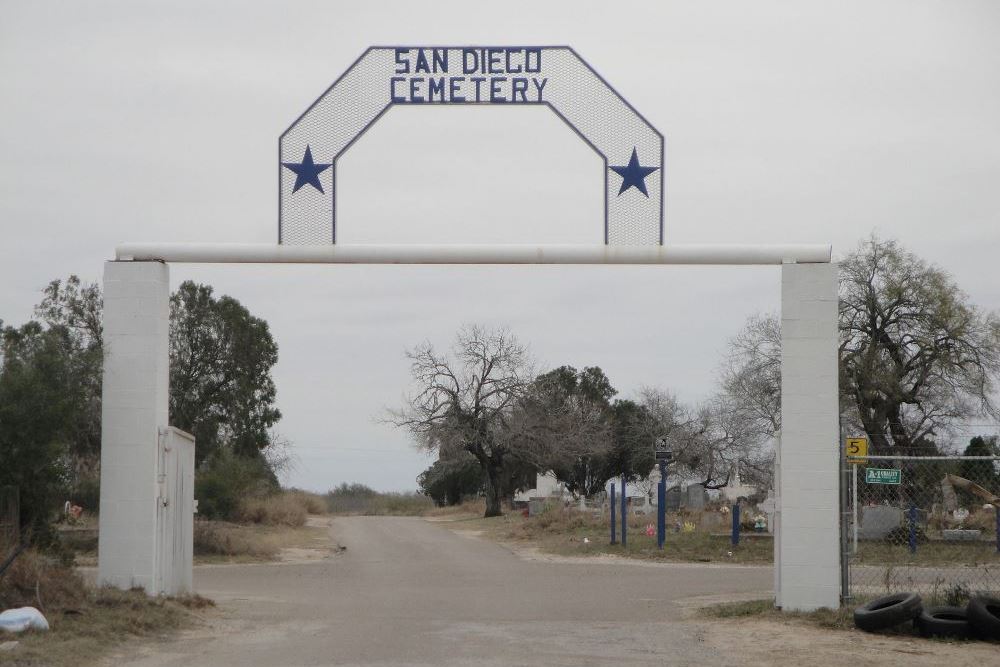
[112,516,772,667]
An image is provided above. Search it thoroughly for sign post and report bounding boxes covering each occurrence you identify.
[845,437,868,554]
[654,438,672,551]
[852,464,858,554]
[620,477,627,548]
[609,482,617,545]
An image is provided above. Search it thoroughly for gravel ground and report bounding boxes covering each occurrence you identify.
[101,516,997,667]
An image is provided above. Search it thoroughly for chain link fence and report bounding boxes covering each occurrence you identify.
[0,486,18,556]
[843,455,1000,604]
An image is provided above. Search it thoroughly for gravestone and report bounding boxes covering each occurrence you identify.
[942,529,981,541]
[665,485,682,511]
[758,491,777,535]
[685,483,707,510]
[859,505,904,540]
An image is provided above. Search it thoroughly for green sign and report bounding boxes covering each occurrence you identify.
[865,468,901,485]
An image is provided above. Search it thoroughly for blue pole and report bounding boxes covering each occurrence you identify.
[610,483,617,545]
[908,503,917,554]
[620,477,627,548]
[731,503,741,546]
[657,462,666,550]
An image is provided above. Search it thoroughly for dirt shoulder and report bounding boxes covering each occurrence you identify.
[0,555,213,667]
[69,515,338,568]
[1,516,340,667]
[696,611,999,667]
[436,513,999,666]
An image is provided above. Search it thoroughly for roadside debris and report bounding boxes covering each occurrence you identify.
[0,606,49,633]
[854,592,1000,641]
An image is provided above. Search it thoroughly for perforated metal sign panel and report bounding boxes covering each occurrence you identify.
[279,46,664,246]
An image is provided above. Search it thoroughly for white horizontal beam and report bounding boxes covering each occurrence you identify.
[116,243,831,265]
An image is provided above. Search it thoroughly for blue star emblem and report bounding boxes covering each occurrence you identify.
[609,148,658,197]
[282,145,331,194]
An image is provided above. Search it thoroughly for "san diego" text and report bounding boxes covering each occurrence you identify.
[390,47,548,104]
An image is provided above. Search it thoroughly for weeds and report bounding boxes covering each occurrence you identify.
[0,550,210,667]
[699,598,854,630]
[237,495,308,527]
[282,489,328,515]
[325,483,433,516]
[424,499,486,518]
[192,521,279,559]
[462,505,774,564]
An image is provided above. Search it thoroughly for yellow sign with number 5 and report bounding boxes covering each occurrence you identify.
[846,437,868,464]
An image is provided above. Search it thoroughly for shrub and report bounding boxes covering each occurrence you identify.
[283,489,328,515]
[325,483,433,515]
[69,474,101,515]
[195,451,276,521]
[944,581,972,607]
[379,492,434,516]
[325,483,377,514]
[0,549,88,613]
[237,494,307,527]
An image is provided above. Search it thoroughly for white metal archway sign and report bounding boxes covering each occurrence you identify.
[101,45,841,614]
[279,46,664,246]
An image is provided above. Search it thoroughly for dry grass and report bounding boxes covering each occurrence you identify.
[423,499,486,518]
[449,505,774,564]
[0,550,211,667]
[231,488,334,527]
[698,598,855,630]
[282,489,329,515]
[324,485,434,516]
[192,520,281,560]
[0,549,88,613]
[236,494,308,527]
[191,518,334,564]
[854,539,1000,567]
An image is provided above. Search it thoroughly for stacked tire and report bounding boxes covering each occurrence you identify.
[853,593,922,632]
[853,592,1000,641]
[967,595,1000,641]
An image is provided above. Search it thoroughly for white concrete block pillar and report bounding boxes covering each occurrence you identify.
[98,261,170,593]
[777,262,840,611]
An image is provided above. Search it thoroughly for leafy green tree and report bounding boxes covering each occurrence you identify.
[959,436,1000,491]
[193,449,276,520]
[517,365,615,496]
[0,322,76,539]
[600,399,657,484]
[169,281,282,466]
[33,276,103,474]
[418,449,484,506]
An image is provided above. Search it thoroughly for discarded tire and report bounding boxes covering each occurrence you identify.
[967,595,1000,640]
[853,592,923,632]
[915,606,972,639]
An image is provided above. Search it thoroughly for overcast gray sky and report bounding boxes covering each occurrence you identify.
[2,1,999,491]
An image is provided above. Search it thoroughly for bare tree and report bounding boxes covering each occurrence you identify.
[689,396,773,491]
[711,314,782,491]
[641,387,769,492]
[841,236,1000,454]
[388,325,534,517]
[719,313,781,437]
